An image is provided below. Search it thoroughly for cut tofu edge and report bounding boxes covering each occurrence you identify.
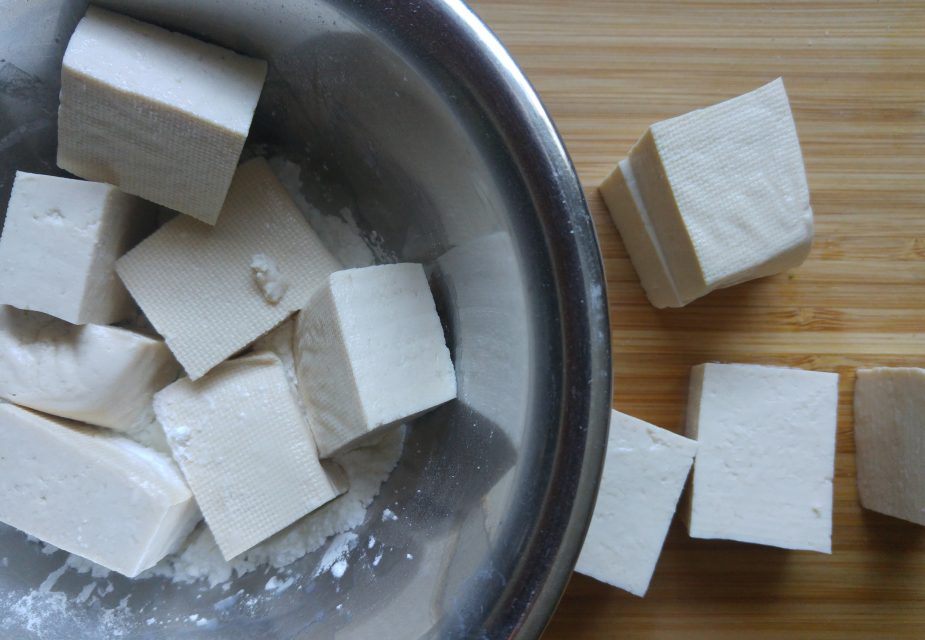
[854,367,925,526]
[599,159,685,308]
[79,187,156,321]
[296,283,369,458]
[628,129,707,300]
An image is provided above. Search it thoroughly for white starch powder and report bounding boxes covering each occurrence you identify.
[1,154,407,634]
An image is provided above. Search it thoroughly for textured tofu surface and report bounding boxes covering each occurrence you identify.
[0,306,179,430]
[0,403,199,577]
[602,78,813,307]
[599,159,683,308]
[854,367,925,526]
[154,353,344,560]
[576,410,697,597]
[0,171,152,324]
[686,363,838,552]
[57,7,267,223]
[117,157,339,380]
[296,263,457,458]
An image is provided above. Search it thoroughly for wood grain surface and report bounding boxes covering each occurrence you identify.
[467,1,925,638]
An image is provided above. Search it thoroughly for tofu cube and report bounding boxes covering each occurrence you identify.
[295,263,457,458]
[600,78,813,308]
[0,403,200,577]
[854,367,925,526]
[0,306,179,431]
[0,171,153,324]
[117,158,339,379]
[57,7,267,224]
[685,363,838,552]
[154,353,345,560]
[575,410,697,597]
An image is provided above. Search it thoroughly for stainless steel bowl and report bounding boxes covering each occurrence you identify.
[0,1,611,637]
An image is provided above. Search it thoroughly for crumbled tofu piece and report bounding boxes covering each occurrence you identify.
[0,403,199,577]
[685,363,838,552]
[576,410,697,597]
[295,263,457,458]
[57,7,267,224]
[600,78,813,308]
[0,305,179,431]
[154,353,345,560]
[250,253,289,304]
[117,158,339,379]
[0,171,153,324]
[854,367,925,526]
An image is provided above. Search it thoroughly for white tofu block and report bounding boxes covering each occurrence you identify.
[57,7,267,224]
[600,78,813,308]
[0,171,153,324]
[153,353,345,560]
[296,263,457,458]
[576,410,697,597]
[0,306,179,431]
[117,158,340,379]
[685,363,838,552]
[854,368,925,526]
[0,403,199,577]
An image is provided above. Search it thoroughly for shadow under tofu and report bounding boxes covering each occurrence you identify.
[860,507,925,556]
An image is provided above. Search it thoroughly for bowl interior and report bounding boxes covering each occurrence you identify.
[0,1,610,638]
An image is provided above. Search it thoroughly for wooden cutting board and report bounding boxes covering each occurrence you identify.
[468,1,925,638]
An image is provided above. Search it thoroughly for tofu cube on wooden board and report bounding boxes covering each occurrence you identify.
[116,157,340,380]
[685,363,838,552]
[576,410,697,597]
[154,353,345,560]
[600,78,813,308]
[58,7,267,224]
[296,263,457,458]
[0,403,200,577]
[854,368,925,526]
[0,306,179,431]
[0,171,153,325]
